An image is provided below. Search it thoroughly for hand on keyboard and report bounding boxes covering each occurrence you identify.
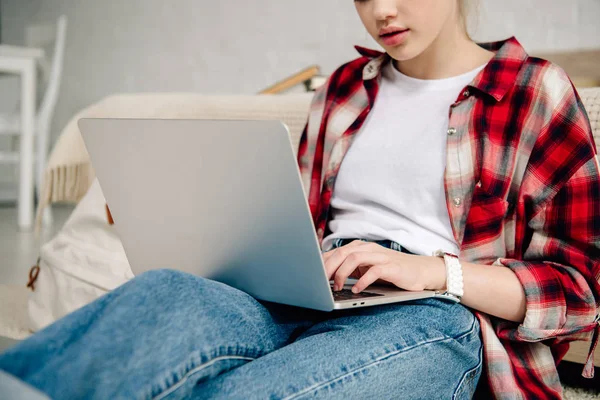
[330,286,383,300]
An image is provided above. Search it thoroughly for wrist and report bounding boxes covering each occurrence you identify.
[434,251,464,301]
[425,256,447,291]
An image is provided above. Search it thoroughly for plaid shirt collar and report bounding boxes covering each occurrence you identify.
[355,36,528,102]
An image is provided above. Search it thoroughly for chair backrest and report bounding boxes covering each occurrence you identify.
[25,15,68,129]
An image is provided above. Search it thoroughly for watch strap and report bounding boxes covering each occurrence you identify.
[433,250,464,302]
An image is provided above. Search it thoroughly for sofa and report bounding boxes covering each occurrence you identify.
[1,88,599,368]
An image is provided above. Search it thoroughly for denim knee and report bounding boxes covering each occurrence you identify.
[128,269,212,299]
[135,268,193,285]
[130,269,253,306]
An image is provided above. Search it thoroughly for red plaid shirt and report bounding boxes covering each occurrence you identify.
[297,37,600,399]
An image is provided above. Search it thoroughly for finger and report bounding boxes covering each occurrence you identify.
[325,241,375,281]
[333,251,388,291]
[348,266,367,280]
[322,248,338,263]
[323,240,368,279]
[323,239,365,260]
[352,265,394,293]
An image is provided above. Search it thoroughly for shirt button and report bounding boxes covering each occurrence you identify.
[453,197,462,207]
[463,89,470,97]
[447,127,457,136]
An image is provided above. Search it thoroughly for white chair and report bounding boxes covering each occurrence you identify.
[0,15,67,228]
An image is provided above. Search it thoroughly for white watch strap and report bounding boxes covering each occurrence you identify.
[433,250,464,301]
[443,253,464,299]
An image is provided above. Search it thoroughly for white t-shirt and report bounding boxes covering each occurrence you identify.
[321,61,487,254]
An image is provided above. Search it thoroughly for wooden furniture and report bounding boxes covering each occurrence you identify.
[564,339,599,366]
[0,15,68,231]
[0,44,43,230]
[535,49,600,88]
[259,65,321,94]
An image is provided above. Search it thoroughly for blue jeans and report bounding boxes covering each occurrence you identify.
[0,239,483,399]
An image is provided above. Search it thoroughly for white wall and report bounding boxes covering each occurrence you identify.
[0,0,599,191]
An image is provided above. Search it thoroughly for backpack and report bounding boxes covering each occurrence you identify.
[27,179,133,331]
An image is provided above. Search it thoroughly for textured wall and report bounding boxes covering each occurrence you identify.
[1,0,599,143]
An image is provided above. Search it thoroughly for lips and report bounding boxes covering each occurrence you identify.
[378,28,410,47]
[378,26,409,37]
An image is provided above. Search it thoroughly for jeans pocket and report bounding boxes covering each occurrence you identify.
[453,344,483,400]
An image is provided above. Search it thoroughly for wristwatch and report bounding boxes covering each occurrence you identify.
[433,250,464,303]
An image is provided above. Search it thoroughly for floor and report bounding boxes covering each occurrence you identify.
[0,336,17,353]
[0,204,71,353]
[1,204,73,286]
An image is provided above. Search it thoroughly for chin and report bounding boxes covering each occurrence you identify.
[384,45,424,63]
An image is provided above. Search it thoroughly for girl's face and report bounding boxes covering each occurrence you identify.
[354,0,462,62]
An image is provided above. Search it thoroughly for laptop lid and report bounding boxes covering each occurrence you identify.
[78,118,335,311]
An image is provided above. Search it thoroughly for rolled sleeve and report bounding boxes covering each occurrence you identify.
[493,157,600,345]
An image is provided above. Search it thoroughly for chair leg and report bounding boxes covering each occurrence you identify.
[42,205,53,229]
[18,61,36,231]
[36,124,50,203]
[36,122,52,230]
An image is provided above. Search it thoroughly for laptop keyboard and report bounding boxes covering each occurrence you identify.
[331,287,384,301]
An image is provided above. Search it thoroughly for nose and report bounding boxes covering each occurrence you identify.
[372,0,398,22]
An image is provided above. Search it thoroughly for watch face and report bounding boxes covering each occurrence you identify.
[433,249,446,257]
[434,249,459,258]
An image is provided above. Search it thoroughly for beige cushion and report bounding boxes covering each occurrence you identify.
[579,88,600,147]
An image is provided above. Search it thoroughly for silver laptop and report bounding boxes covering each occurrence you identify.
[78,118,440,311]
